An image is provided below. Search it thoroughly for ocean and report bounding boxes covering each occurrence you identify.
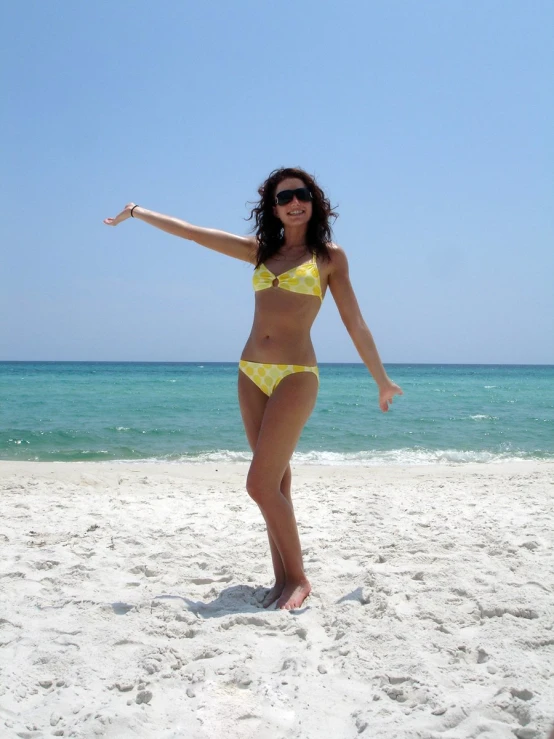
[1,362,553,464]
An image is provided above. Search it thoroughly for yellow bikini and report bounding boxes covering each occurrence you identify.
[240,254,322,396]
[252,254,322,301]
[239,360,319,396]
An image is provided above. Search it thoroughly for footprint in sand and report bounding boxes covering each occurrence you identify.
[379,675,438,709]
[128,564,159,578]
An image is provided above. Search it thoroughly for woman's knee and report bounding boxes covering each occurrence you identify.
[246,470,265,503]
[280,464,292,496]
[282,464,291,485]
[246,467,281,504]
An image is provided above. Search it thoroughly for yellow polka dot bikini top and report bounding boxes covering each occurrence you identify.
[252,254,322,302]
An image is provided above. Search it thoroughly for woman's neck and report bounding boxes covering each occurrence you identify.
[278,243,310,260]
[282,225,308,249]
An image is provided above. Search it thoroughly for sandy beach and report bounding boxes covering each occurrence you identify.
[1,460,553,738]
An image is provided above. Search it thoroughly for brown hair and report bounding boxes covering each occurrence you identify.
[247,167,338,267]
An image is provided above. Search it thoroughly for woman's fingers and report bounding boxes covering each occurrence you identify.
[379,382,403,412]
[103,203,135,226]
[103,216,122,226]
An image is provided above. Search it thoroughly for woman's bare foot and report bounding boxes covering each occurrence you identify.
[276,578,311,610]
[261,582,285,608]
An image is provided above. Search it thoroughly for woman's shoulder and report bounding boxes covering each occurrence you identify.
[325,242,348,268]
[317,243,348,280]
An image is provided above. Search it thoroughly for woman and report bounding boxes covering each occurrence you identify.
[104,167,403,611]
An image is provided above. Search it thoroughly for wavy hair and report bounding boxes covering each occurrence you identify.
[247,167,338,267]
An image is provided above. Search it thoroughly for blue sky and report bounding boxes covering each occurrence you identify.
[1,1,552,363]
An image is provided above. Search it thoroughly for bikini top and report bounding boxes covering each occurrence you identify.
[252,254,323,302]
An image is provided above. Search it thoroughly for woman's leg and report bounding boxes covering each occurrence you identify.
[259,464,293,607]
[244,372,319,609]
[238,371,292,606]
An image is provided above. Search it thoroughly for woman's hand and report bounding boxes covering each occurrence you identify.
[378,380,403,412]
[103,203,136,226]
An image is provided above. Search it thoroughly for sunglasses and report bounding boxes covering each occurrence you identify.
[274,187,312,206]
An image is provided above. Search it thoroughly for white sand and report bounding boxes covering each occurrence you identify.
[1,460,553,739]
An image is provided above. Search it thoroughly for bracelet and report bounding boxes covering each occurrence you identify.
[130,205,139,218]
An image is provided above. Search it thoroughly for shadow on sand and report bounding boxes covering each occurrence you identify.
[151,584,310,617]
[153,584,267,618]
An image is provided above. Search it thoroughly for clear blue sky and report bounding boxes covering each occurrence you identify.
[1,1,552,363]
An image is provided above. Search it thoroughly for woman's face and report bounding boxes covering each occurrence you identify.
[273,177,313,228]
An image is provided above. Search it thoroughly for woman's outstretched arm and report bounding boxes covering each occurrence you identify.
[103,203,256,263]
[327,245,403,412]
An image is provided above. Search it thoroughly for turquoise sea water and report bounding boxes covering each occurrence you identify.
[1,362,553,464]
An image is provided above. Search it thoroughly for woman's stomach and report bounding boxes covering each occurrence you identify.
[241,330,317,366]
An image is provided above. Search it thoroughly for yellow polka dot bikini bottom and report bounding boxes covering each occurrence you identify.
[239,360,319,397]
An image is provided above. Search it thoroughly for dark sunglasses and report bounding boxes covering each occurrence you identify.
[274,187,312,206]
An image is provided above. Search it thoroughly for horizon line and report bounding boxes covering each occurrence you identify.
[1,360,553,367]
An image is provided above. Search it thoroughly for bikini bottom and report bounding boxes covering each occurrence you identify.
[238,360,319,397]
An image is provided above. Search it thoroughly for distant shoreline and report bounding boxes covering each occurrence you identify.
[2,360,554,367]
